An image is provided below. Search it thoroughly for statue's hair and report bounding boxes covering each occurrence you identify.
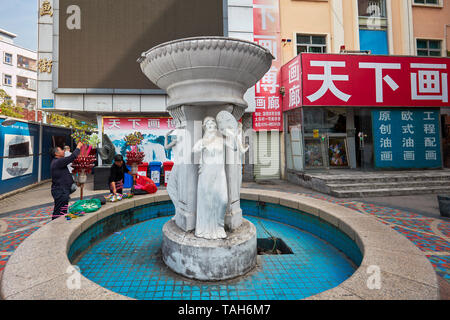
[203,116,216,127]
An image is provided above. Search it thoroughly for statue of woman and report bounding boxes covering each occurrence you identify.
[192,117,228,239]
[235,122,249,190]
[216,112,249,230]
[164,125,183,212]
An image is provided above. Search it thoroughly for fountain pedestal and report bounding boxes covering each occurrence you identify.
[138,37,273,281]
[162,218,257,280]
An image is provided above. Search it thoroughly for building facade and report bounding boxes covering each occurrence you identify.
[0,29,38,112]
[276,0,450,181]
[37,1,256,121]
[37,0,258,174]
[37,0,450,182]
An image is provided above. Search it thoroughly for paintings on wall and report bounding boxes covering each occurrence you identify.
[102,117,175,164]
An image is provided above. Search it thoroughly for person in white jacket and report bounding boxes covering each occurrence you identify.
[64,145,73,174]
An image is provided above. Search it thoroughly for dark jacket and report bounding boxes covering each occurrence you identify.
[108,162,129,185]
[51,147,80,191]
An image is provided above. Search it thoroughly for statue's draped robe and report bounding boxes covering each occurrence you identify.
[195,133,227,239]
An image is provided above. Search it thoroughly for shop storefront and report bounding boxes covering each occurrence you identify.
[252,0,283,181]
[281,53,449,176]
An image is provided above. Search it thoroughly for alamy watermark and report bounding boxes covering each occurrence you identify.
[66,265,82,290]
[366,265,382,290]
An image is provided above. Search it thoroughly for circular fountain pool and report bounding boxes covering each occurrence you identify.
[2,190,439,300]
[68,200,362,300]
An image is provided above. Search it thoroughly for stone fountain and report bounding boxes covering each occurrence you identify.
[138,37,273,280]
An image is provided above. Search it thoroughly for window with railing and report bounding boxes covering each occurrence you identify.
[16,96,36,109]
[358,0,387,31]
[16,75,37,91]
[358,0,387,18]
[17,55,37,71]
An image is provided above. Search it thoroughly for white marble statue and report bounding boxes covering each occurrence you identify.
[192,117,228,239]
[236,122,249,190]
[216,112,249,226]
[164,125,183,214]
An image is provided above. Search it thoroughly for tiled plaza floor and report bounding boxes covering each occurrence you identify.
[0,187,449,296]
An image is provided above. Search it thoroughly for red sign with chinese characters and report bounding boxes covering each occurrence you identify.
[252,0,283,131]
[301,53,449,107]
[281,55,302,111]
[103,117,176,131]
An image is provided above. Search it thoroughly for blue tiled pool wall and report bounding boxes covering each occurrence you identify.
[69,199,362,267]
[68,201,175,262]
[241,200,363,266]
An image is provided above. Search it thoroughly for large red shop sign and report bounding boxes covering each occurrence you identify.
[252,0,283,131]
[282,53,449,111]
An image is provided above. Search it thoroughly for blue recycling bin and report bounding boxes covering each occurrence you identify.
[123,165,133,188]
[149,161,162,186]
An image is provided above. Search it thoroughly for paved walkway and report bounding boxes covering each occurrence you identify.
[0,179,449,299]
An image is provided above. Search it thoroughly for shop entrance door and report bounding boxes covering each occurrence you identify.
[354,109,374,170]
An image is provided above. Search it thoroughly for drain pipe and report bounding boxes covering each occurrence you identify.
[445,24,450,57]
[38,121,43,182]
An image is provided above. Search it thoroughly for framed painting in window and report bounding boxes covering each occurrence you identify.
[328,137,348,167]
[304,138,324,168]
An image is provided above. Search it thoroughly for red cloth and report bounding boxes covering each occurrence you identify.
[135,175,157,194]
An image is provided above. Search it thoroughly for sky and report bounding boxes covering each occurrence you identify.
[0,0,38,51]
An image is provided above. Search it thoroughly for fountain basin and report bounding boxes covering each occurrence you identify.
[138,37,274,109]
[0,190,439,300]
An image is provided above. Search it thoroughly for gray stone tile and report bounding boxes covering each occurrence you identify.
[340,268,439,300]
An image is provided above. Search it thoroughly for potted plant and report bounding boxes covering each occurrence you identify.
[71,130,97,200]
[124,132,145,185]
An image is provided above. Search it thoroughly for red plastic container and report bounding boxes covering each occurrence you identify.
[138,162,148,177]
[163,161,174,187]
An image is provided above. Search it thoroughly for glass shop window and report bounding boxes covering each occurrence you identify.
[303,108,347,134]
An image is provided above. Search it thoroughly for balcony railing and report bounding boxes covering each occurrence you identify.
[358,0,387,18]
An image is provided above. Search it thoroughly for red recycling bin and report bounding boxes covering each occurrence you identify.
[163,161,174,187]
[138,162,148,177]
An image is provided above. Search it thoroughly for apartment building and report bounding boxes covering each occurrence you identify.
[0,28,37,111]
[277,0,450,178]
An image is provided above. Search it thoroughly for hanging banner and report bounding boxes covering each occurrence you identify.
[301,53,449,107]
[252,0,283,131]
[372,109,442,168]
[281,55,302,111]
[102,117,176,164]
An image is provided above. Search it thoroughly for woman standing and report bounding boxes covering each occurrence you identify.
[192,117,228,239]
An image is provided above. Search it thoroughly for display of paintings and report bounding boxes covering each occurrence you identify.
[328,137,348,167]
[304,138,324,168]
[2,134,34,180]
[103,117,175,164]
